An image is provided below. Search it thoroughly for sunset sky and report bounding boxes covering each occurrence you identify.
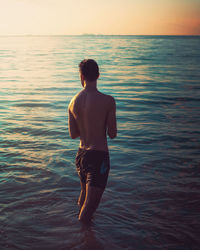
[0,0,200,35]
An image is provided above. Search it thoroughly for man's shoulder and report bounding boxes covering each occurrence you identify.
[69,90,84,106]
[97,92,115,109]
[68,93,78,112]
[99,91,115,101]
[74,90,85,99]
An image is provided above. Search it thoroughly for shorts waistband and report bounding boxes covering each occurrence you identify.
[78,147,109,154]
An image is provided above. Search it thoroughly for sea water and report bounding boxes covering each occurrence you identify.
[0,35,200,249]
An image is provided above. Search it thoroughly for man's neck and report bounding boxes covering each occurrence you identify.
[84,81,98,92]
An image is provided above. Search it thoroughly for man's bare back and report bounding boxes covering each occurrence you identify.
[68,59,117,223]
[69,88,116,152]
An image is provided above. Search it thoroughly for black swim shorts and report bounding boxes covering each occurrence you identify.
[75,148,110,189]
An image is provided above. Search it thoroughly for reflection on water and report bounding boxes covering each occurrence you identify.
[0,35,200,249]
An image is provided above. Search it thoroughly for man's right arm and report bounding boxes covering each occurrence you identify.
[68,98,80,139]
[107,96,117,139]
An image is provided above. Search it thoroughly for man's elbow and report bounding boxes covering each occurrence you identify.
[108,130,117,139]
[69,132,79,139]
[71,135,78,139]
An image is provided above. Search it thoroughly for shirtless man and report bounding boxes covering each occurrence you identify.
[68,59,117,222]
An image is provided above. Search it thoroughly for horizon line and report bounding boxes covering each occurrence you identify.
[0,34,200,37]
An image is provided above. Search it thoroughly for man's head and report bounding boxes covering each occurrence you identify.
[79,59,99,83]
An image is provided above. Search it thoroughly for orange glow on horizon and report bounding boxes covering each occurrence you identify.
[0,0,199,36]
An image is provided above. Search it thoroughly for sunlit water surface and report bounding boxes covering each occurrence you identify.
[0,35,200,250]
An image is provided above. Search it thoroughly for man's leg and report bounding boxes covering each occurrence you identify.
[78,183,104,222]
[78,181,86,209]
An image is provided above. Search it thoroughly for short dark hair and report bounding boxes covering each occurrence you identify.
[79,59,99,81]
